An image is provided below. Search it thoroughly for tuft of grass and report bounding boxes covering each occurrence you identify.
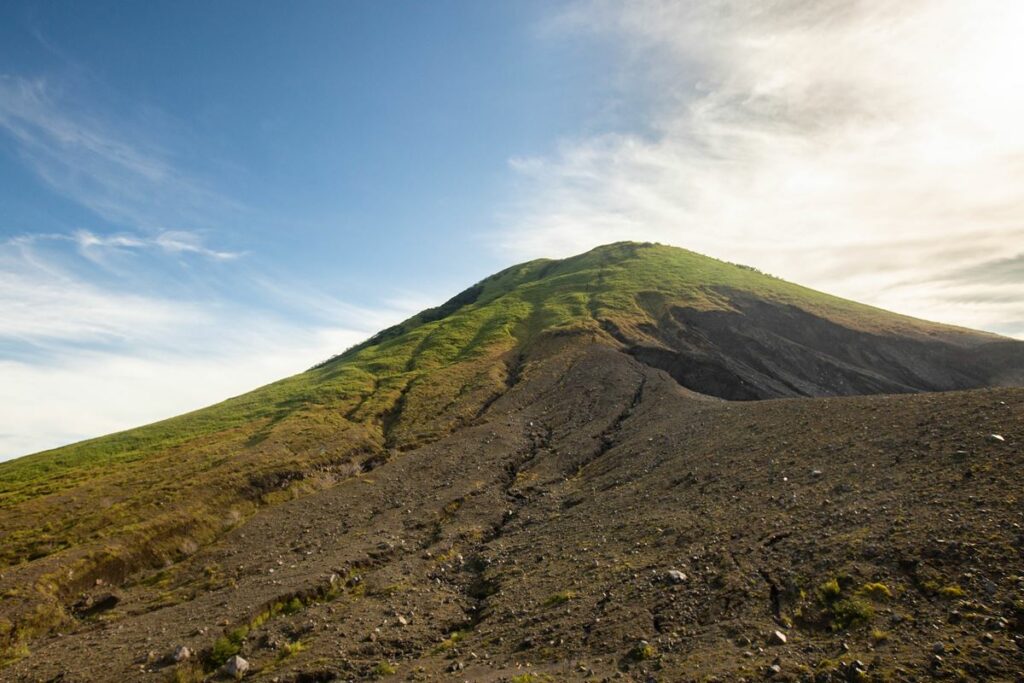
[281,596,304,615]
[629,640,656,661]
[817,578,842,603]
[372,660,397,678]
[169,662,206,683]
[830,598,874,631]
[859,582,893,600]
[435,629,467,652]
[871,628,890,644]
[277,639,305,660]
[938,584,965,598]
[543,590,577,607]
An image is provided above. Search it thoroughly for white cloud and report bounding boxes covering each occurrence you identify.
[503,0,1024,337]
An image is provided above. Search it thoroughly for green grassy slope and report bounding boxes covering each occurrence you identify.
[0,241,1007,658]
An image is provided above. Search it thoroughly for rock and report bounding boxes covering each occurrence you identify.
[766,662,782,677]
[987,434,1005,443]
[931,641,946,655]
[223,655,250,677]
[396,615,409,626]
[665,569,688,584]
[768,630,787,645]
[171,645,192,662]
[981,632,994,644]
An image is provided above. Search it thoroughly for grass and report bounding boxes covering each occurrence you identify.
[812,577,876,631]
[277,639,306,660]
[1,241,991,663]
[372,660,397,678]
[435,629,468,652]
[629,640,656,661]
[938,584,965,598]
[543,590,577,607]
[858,582,893,600]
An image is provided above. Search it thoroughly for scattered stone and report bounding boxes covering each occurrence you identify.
[396,615,409,626]
[768,630,787,645]
[171,645,192,662]
[223,654,249,677]
[665,569,688,584]
[931,642,946,655]
[987,434,1005,443]
[981,632,994,644]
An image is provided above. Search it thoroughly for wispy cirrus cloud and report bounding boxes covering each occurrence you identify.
[6,228,242,263]
[0,74,242,231]
[501,0,1024,338]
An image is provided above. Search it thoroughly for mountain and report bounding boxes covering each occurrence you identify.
[1,242,1022,681]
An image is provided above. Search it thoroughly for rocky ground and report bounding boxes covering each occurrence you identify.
[5,342,1023,682]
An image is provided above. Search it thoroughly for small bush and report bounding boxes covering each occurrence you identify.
[938,585,964,598]
[818,578,841,603]
[830,598,874,630]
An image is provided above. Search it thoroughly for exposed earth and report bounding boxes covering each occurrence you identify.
[1,243,1022,682]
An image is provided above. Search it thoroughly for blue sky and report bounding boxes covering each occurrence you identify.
[2,1,1023,459]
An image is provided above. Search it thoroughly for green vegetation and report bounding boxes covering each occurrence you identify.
[278,639,306,660]
[372,660,397,677]
[435,629,468,652]
[938,584,965,598]
[543,590,577,607]
[817,578,842,602]
[858,582,893,600]
[811,577,876,631]
[629,640,656,661]
[209,625,248,668]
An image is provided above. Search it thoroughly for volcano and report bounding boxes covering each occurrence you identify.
[2,242,1022,681]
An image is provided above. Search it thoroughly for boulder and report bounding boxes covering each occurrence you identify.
[665,569,688,584]
[223,655,250,677]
